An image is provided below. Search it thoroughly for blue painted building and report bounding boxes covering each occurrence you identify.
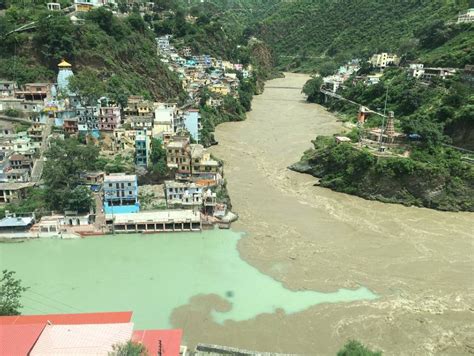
[183,109,200,142]
[135,130,150,168]
[103,174,140,214]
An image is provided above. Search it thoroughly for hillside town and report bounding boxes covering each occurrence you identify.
[0,28,249,237]
[319,52,474,159]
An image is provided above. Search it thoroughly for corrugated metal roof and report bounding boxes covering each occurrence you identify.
[0,323,46,356]
[0,311,133,325]
[132,329,182,356]
[30,322,134,355]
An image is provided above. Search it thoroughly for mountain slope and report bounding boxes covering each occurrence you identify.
[253,0,472,69]
[0,4,184,104]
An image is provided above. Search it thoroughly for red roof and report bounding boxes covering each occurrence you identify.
[132,329,182,356]
[0,323,46,355]
[0,311,133,325]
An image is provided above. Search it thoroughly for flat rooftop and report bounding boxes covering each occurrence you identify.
[106,210,200,224]
[104,174,136,183]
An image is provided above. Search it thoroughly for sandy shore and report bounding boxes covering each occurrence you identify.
[171,73,474,355]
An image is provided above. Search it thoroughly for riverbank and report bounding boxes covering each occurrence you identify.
[289,136,474,212]
[172,73,474,355]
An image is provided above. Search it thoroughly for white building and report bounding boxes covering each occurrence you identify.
[408,63,425,78]
[457,8,474,23]
[369,53,400,69]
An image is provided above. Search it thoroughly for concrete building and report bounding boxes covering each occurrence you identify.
[124,96,152,117]
[409,63,425,78]
[421,67,457,81]
[165,180,203,210]
[15,83,52,101]
[74,0,116,12]
[130,115,153,130]
[0,182,34,204]
[0,80,17,98]
[63,117,78,134]
[135,130,150,168]
[103,173,139,214]
[457,8,474,23]
[369,53,400,69]
[106,210,201,233]
[98,105,121,131]
[153,103,176,138]
[77,106,100,137]
[183,109,201,142]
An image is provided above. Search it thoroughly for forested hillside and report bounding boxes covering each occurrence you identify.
[247,0,473,70]
[0,1,185,104]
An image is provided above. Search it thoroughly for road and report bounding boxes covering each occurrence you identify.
[31,116,54,182]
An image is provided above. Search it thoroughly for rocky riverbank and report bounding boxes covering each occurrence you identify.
[290,136,474,212]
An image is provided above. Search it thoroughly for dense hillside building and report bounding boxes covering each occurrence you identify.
[103,173,139,214]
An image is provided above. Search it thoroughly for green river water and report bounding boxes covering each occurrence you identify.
[0,230,377,329]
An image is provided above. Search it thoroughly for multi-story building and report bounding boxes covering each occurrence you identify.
[130,116,153,130]
[15,83,52,101]
[124,96,153,117]
[153,103,176,138]
[77,106,99,137]
[369,53,400,69]
[63,118,78,134]
[408,63,425,78]
[421,67,457,81]
[166,136,222,182]
[103,173,139,214]
[190,144,221,181]
[98,105,121,131]
[135,130,150,168]
[0,182,33,204]
[457,8,474,23]
[166,136,191,179]
[9,154,33,172]
[183,109,201,142]
[164,180,203,210]
[0,80,17,98]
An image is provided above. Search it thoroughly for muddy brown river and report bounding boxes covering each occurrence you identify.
[171,73,474,355]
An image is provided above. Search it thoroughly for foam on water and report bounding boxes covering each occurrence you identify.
[0,230,377,328]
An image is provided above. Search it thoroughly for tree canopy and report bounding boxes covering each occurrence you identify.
[337,340,382,356]
[0,270,28,316]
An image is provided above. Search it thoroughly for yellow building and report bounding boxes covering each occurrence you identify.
[209,84,229,96]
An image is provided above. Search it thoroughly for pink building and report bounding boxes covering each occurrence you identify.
[98,105,121,131]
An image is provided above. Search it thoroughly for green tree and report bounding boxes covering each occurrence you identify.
[43,138,99,211]
[68,69,106,106]
[0,270,28,316]
[33,13,75,65]
[337,340,382,356]
[65,186,93,213]
[302,77,324,103]
[150,138,165,164]
[109,341,148,356]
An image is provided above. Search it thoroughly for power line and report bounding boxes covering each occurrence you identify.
[27,289,84,313]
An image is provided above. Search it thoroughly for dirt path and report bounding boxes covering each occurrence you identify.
[171,73,474,355]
